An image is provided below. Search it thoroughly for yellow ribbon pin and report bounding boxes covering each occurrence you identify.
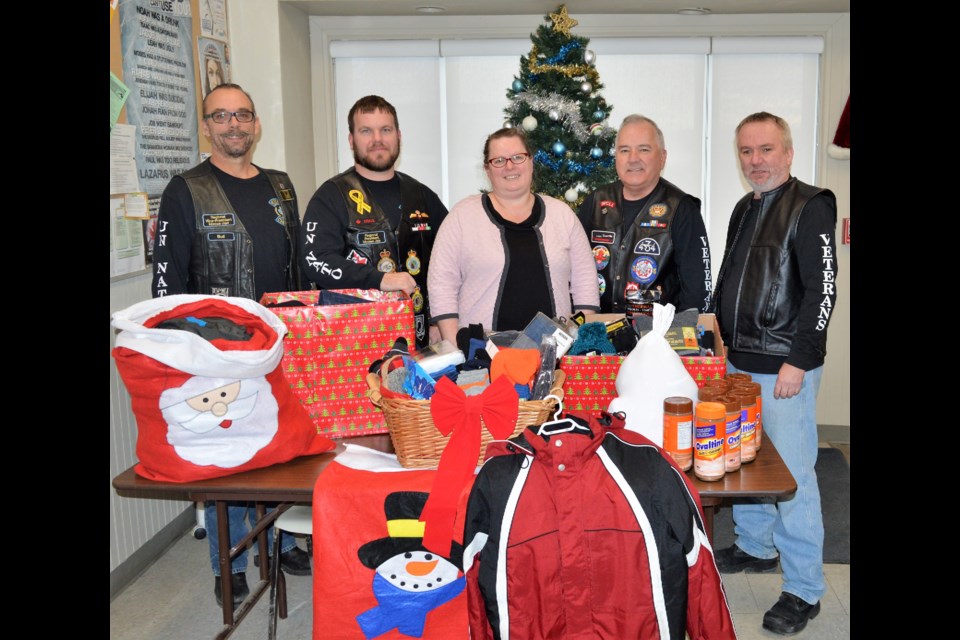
[349,189,372,215]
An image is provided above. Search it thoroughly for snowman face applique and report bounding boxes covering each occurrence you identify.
[376,550,461,592]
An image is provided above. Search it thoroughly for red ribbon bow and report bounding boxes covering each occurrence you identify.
[420,375,519,555]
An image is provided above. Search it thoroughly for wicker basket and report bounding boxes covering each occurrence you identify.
[366,370,566,469]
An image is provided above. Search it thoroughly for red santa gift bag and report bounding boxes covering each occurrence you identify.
[111,294,336,483]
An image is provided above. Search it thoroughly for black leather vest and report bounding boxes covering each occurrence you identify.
[712,177,835,356]
[585,179,695,315]
[329,168,435,345]
[182,160,301,300]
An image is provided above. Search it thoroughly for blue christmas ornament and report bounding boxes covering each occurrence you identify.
[512,79,524,92]
[551,141,566,156]
[593,110,605,121]
[590,147,604,159]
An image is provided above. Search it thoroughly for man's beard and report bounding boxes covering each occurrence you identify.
[354,141,400,172]
[214,130,254,159]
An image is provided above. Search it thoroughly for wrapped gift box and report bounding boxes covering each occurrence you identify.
[560,313,726,415]
[262,289,415,437]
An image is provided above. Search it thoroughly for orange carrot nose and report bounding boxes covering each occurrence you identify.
[405,559,439,576]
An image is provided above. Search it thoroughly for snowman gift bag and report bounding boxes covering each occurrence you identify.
[111,294,335,483]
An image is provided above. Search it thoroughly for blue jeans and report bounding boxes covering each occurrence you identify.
[727,363,825,605]
[205,502,298,576]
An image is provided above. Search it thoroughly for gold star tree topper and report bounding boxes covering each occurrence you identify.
[549,5,578,36]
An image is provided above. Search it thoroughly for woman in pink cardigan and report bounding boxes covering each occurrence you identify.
[429,128,600,343]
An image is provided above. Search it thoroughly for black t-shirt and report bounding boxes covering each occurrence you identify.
[212,164,291,300]
[485,195,553,331]
[151,163,292,301]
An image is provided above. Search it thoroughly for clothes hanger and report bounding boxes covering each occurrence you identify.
[536,395,591,435]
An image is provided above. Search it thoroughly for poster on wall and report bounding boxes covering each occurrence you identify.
[118,0,199,196]
[111,197,146,278]
[198,37,231,97]
[142,195,162,265]
[199,0,228,40]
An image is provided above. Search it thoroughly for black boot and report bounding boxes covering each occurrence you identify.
[214,573,249,607]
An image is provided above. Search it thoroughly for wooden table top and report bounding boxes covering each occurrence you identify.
[113,432,794,503]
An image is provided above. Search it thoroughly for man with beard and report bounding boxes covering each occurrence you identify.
[151,83,311,608]
[300,95,448,348]
[710,112,837,635]
[577,115,712,317]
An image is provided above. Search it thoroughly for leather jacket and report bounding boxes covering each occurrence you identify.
[181,160,302,299]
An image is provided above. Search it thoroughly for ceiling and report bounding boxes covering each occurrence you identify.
[282,0,851,17]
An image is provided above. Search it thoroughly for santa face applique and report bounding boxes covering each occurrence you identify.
[159,375,279,468]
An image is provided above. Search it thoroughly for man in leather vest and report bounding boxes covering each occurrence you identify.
[300,95,448,348]
[577,115,711,316]
[151,83,311,608]
[710,112,838,636]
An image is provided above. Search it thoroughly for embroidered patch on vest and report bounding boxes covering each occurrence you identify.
[634,238,661,255]
[591,230,616,244]
[600,200,616,209]
[346,249,368,265]
[630,256,659,285]
[598,273,606,296]
[358,231,388,245]
[648,203,669,218]
[592,245,610,270]
[201,213,235,227]
[206,232,235,242]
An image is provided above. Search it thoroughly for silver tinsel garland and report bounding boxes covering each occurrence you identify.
[506,91,604,143]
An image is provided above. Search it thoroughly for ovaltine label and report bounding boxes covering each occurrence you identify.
[694,403,726,482]
[695,424,723,460]
[740,406,757,463]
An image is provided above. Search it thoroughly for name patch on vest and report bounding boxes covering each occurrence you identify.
[357,231,388,246]
[591,230,616,244]
[634,238,661,255]
[599,200,616,209]
[207,232,235,242]
[201,213,236,227]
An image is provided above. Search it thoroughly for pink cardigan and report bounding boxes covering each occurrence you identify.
[427,193,600,331]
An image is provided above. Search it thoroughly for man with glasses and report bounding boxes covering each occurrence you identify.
[577,114,712,316]
[151,83,310,608]
[300,95,448,348]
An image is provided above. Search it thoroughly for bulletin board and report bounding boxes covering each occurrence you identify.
[109,0,230,280]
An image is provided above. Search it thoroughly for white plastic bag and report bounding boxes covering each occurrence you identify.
[607,303,699,446]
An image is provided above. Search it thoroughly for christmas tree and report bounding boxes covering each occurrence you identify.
[504,5,617,209]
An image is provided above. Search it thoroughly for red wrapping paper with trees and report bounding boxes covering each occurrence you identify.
[261,289,415,438]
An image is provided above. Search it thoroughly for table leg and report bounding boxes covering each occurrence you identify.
[216,501,234,625]
[700,498,720,545]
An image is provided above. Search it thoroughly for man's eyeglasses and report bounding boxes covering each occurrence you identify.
[203,110,256,124]
[486,153,530,168]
